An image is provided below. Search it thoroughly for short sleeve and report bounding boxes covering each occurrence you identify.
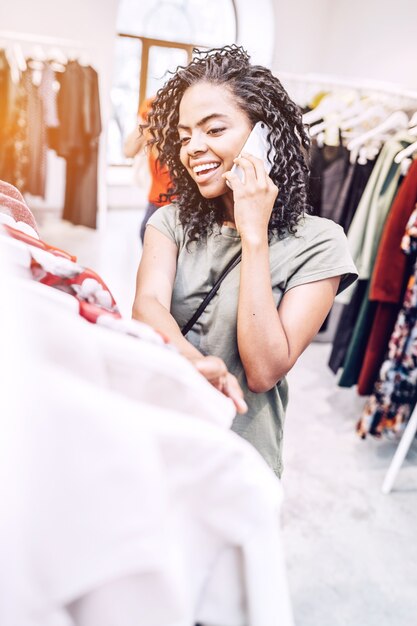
[146,204,183,247]
[285,216,358,296]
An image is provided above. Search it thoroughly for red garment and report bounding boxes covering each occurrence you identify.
[2,209,170,346]
[4,224,76,261]
[357,160,417,395]
[370,160,417,303]
[139,97,172,207]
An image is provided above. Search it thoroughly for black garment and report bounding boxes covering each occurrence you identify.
[308,139,350,223]
[57,62,102,228]
[308,140,352,333]
[320,146,351,223]
[328,280,369,374]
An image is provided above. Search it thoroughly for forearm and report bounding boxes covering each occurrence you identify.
[237,235,291,392]
[124,132,146,159]
[132,295,203,361]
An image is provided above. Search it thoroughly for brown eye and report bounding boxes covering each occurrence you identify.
[207,127,226,135]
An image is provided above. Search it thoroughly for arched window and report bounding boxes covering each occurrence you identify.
[108,0,237,165]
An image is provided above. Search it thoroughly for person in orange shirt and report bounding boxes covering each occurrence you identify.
[124,96,172,242]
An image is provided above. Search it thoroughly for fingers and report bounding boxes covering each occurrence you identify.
[222,170,239,191]
[224,373,248,414]
[194,355,227,381]
[193,356,248,414]
[239,152,268,185]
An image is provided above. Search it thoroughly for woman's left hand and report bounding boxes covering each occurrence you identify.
[193,355,248,414]
[222,152,278,241]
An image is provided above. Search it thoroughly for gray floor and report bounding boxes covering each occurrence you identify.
[283,344,417,626]
[37,207,417,626]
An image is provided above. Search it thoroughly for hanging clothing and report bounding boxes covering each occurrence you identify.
[0,49,11,167]
[357,160,417,394]
[22,68,47,198]
[318,144,352,224]
[331,135,416,385]
[338,158,376,232]
[308,139,350,221]
[328,279,369,374]
[357,206,417,438]
[0,50,29,190]
[57,61,102,229]
[339,132,416,305]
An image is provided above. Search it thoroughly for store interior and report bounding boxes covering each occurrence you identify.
[1,1,416,625]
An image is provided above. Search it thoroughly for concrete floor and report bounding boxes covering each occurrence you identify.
[283,344,417,626]
[36,206,417,626]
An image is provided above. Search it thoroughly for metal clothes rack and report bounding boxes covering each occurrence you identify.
[277,71,417,494]
[277,71,417,109]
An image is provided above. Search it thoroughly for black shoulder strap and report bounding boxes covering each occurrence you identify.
[181,251,241,336]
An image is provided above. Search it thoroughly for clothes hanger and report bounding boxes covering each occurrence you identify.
[408,111,417,128]
[308,99,364,137]
[393,112,417,163]
[347,110,409,151]
[303,91,357,125]
[339,103,387,131]
[11,42,26,72]
[394,136,417,164]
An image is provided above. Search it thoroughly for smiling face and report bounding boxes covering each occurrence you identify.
[178,82,253,204]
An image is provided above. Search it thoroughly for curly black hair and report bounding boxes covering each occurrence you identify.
[147,44,310,244]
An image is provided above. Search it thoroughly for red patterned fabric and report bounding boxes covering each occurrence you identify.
[0,179,39,235]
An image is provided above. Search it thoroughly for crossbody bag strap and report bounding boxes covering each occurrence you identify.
[181,251,242,336]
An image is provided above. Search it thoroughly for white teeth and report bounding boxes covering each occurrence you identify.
[193,162,220,174]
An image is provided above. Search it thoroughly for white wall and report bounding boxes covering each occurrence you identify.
[0,0,120,223]
[235,0,275,67]
[317,0,417,89]
[272,0,417,90]
[272,0,330,75]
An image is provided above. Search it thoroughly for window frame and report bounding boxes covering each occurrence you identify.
[118,34,197,113]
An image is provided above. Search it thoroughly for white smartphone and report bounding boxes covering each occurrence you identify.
[227,121,276,187]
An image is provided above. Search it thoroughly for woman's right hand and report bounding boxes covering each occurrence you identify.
[192,355,248,414]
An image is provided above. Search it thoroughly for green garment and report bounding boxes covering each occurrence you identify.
[148,205,357,476]
[338,132,416,306]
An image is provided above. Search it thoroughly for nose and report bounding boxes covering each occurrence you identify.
[186,131,207,156]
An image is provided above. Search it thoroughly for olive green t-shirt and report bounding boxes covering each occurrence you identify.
[147,205,358,476]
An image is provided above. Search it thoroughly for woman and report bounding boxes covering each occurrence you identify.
[124,96,172,242]
[133,46,357,477]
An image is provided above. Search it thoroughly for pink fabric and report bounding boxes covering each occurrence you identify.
[0,180,39,235]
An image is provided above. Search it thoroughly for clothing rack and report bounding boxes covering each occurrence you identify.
[278,71,417,109]
[0,30,92,72]
[0,30,106,230]
[0,30,91,50]
[278,71,417,494]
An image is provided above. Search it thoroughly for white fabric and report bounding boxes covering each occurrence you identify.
[0,213,40,239]
[14,275,235,428]
[1,367,292,626]
[0,235,294,626]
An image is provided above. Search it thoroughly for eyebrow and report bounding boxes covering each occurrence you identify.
[177,113,229,131]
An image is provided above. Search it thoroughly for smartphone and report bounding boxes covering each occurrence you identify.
[227,121,276,187]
